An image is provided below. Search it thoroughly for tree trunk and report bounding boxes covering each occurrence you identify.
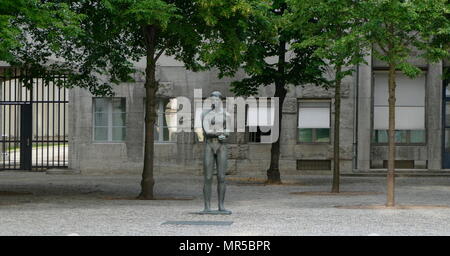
[266,39,287,184]
[386,64,396,207]
[331,65,342,193]
[138,25,158,199]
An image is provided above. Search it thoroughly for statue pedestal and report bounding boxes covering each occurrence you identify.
[191,210,232,215]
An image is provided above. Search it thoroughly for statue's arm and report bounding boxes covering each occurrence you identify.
[202,110,218,136]
[224,112,231,137]
[218,112,231,140]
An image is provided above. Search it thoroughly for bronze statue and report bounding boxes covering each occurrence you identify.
[200,91,231,215]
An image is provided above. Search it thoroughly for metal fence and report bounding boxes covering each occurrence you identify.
[0,68,68,171]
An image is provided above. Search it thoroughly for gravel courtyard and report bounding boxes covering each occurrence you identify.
[1,171,450,236]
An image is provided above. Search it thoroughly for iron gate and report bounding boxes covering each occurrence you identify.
[0,68,68,171]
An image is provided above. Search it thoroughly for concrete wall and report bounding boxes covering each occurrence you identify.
[69,78,146,174]
[69,59,357,175]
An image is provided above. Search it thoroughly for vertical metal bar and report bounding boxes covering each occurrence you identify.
[41,76,44,169]
[63,77,66,167]
[35,77,38,170]
[2,76,5,170]
[47,75,50,169]
[14,103,16,169]
[52,77,55,169]
[24,73,26,101]
[36,75,42,170]
[57,77,61,167]
[15,69,19,169]
[7,71,11,169]
[13,69,17,169]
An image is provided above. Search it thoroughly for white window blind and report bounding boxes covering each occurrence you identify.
[247,104,275,126]
[373,72,425,130]
[298,101,330,128]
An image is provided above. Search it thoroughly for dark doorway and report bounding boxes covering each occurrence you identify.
[442,80,450,168]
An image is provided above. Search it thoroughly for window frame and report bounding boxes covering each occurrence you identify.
[372,129,426,145]
[371,69,427,146]
[297,99,331,144]
[92,97,126,143]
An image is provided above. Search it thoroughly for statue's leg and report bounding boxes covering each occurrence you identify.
[203,143,214,212]
[217,144,229,212]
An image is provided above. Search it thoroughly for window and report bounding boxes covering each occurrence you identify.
[298,100,331,143]
[155,98,178,142]
[382,160,415,169]
[246,99,275,143]
[93,98,126,142]
[373,71,426,144]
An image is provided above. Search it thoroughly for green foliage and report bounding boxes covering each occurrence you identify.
[0,0,83,76]
[3,0,448,94]
[125,0,179,29]
[359,0,450,77]
[290,0,369,83]
[65,0,261,95]
[1,0,254,96]
[198,0,329,96]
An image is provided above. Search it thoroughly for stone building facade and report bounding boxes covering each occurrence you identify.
[68,54,449,175]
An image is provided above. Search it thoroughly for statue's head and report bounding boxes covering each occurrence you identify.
[210,91,223,109]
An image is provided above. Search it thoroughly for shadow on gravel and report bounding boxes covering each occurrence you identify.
[290,191,382,196]
[0,191,33,196]
[226,177,306,186]
[101,196,195,201]
[335,205,450,209]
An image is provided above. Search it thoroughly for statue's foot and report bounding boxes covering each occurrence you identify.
[194,209,231,215]
[201,209,213,214]
[218,209,232,215]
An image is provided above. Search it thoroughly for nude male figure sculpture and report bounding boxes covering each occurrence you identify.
[200,91,231,214]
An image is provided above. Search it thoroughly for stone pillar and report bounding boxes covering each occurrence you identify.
[427,61,443,170]
[356,54,372,171]
[68,87,78,170]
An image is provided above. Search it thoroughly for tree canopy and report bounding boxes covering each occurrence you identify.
[0,0,82,83]
[360,0,449,77]
[291,0,368,81]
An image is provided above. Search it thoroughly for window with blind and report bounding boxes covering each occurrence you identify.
[246,99,275,143]
[372,71,426,144]
[298,100,331,143]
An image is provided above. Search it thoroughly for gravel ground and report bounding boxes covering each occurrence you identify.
[1,171,450,236]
